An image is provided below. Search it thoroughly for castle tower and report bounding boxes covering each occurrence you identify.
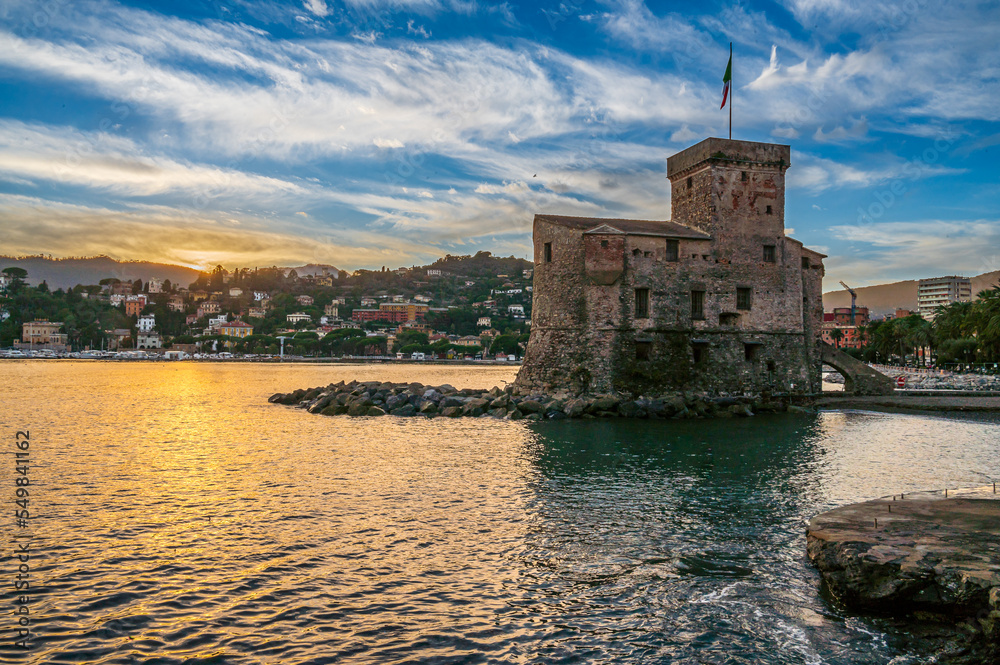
[514,137,825,398]
[667,138,789,264]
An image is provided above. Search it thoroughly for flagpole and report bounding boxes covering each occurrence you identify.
[729,42,732,140]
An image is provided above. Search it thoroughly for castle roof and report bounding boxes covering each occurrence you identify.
[534,214,710,240]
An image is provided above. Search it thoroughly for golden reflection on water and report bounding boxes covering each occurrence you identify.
[2,361,1000,664]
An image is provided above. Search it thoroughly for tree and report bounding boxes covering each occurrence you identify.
[829,328,844,349]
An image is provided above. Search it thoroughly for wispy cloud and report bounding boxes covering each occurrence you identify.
[826,219,1000,285]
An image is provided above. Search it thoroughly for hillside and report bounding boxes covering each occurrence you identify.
[0,255,203,290]
[823,270,1000,316]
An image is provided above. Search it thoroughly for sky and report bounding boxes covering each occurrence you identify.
[0,0,998,288]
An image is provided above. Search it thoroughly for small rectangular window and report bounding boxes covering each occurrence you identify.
[692,343,708,364]
[741,171,748,182]
[691,290,705,320]
[744,344,757,361]
[600,239,608,248]
[686,176,692,189]
[801,257,810,269]
[766,205,773,215]
[736,287,752,311]
[666,239,679,262]
[763,245,776,263]
[636,341,651,361]
[635,288,649,318]
[543,242,552,263]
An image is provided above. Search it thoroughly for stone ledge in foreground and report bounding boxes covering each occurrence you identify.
[267,380,802,420]
[807,486,1000,662]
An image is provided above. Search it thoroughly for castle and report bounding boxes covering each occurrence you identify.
[514,137,827,397]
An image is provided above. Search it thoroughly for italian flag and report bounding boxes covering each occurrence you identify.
[720,50,732,109]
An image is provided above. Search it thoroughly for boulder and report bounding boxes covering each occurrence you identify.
[727,403,754,417]
[440,406,463,418]
[347,401,371,417]
[588,395,619,413]
[488,407,507,418]
[563,398,588,418]
[267,393,286,403]
[518,400,544,414]
[463,398,490,417]
[391,404,417,417]
[366,406,386,417]
[440,396,465,409]
[419,401,438,415]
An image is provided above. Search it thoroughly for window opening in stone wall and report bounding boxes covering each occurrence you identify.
[767,360,776,373]
[632,248,641,257]
[601,240,608,248]
[736,287,752,311]
[691,290,705,320]
[635,288,649,318]
[741,171,748,182]
[766,205,773,215]
[687,176,692,189]
[801,257,810,269]
[744,343,758,361]
[692,343,708,364]
[763,245,776,263]
[635,341,651,361]
[544,242,552,263]
[720,313,739,326]
[666,239,679,262]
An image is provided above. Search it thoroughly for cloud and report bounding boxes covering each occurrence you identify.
[0,120,312,202]
[303,0,329,17]
[0,194,437,270]
[788,150,965,193]
[825,219,1000,285]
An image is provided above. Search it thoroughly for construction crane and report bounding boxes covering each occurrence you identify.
[839,280,858,327]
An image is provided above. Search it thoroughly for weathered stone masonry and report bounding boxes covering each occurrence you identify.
[514,137,828,397]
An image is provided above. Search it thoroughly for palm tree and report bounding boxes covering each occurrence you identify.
[830,328,844,349]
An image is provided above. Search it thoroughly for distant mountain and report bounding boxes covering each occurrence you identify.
[823,270,1000,316]
[0,255,204,290]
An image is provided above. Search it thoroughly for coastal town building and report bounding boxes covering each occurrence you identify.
[248,306,268,319]
[197,301,221,319]
[168,295,185,312]
[515,137,826,396]
[124,295,147,317]
[229,287,243,297]
[917,276,972,320]
[296,294,314,306]
[136,331,162,349]
[351,302,429,323]
[220,320,254,338]
[477,316,492,327]
[324,303,339,318]
[287,312,312,324]
[138,314,155,333]
[17,320,68,351]
[147,278,163,294]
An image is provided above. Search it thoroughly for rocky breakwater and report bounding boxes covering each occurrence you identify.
[267,380,790,420]
[807,486,1000,663]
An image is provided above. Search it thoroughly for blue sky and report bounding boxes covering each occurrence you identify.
[0,0,998,287]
